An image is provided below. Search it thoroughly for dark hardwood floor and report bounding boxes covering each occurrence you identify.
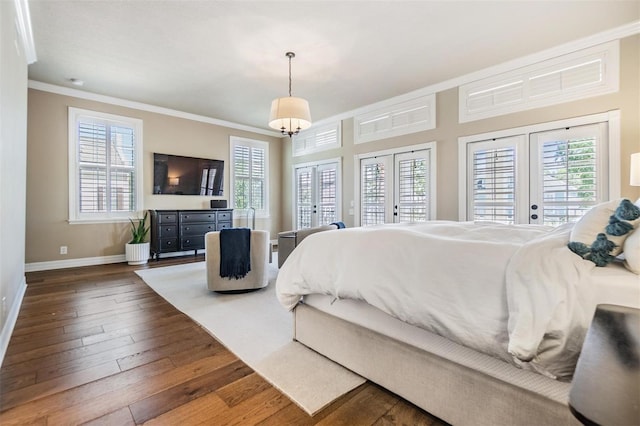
[0,256,446,425]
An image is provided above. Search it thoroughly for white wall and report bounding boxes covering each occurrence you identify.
[0,0,30,365]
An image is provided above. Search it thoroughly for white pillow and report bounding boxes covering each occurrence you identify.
[569,199,632,257]
[623,229,640,274]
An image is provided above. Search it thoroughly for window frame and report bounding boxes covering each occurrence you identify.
[229,136,270,219]
[68,107,144,224]
[457,111,621,222]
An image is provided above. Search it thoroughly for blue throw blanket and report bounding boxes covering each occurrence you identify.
[330,221,346,229]
[219,228,251,279]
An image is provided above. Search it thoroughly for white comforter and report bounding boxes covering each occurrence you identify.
[276,221,617,379]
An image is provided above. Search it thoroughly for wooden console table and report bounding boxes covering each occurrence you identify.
[149,209,233,260]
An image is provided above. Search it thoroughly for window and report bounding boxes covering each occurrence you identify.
[293,121,341,157]
[294,159,341,229]
[356,142,437,226]
[68,108,143,223]
[354,94,436,144]
[459,112,619,225]
[459,41,619,122]
[230,137,269,218]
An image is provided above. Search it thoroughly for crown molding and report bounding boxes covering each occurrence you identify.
[27,80,283,138]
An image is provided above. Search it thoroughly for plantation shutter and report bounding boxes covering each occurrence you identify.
[233,145,251,209]
[251,147,265,210]
[77,119,136,214]
[395,150,430,222]
[530,123,607,225]
[468,137,522,224]
[295,167,313,229]
[232,143,266,211]
[317,163,338,225]
[360,157,389,226]
[294,161,340,229]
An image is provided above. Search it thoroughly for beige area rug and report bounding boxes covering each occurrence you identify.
[135,258,365,415]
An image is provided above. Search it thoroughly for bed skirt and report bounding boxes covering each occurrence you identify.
[294,303,580,425]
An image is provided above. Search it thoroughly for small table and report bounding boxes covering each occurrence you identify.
[569,304,640,425]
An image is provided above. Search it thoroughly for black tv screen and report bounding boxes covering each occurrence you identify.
[153,153,224,196]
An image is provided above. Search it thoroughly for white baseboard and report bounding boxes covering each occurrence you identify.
[0,277,27,368]
[25,254,126,272]
[24,250,208,272]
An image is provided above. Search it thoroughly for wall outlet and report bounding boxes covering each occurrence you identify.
[60,246,68,255]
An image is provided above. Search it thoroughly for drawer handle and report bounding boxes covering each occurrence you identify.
[185,227,190,231]
[185,239,190,243]
[167,241,172,245]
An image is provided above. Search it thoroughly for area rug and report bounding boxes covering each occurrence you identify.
[135,259,364,415]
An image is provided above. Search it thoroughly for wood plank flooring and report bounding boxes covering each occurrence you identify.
[0,256,447,425]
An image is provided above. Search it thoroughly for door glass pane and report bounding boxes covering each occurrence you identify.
[536,126,602,225]
[296,168,313,229]
[361,160,386,226]
[396,153,429,222]
[472,146,516,224]
[317,166,337,225]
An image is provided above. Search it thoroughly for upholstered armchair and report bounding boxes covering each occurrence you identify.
[205,230,269,292]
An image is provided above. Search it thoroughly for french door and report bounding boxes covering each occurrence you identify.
[294,161,340,229]
[466,122,608,225]
[360,148,433,226]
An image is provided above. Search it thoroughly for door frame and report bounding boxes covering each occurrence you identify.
[354,141,437,227]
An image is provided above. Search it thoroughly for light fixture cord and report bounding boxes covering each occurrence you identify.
[288,54,292,97]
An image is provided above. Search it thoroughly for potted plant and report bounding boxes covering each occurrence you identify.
[125,211,150,265]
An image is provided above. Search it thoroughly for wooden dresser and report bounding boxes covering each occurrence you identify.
[149,209,233,259]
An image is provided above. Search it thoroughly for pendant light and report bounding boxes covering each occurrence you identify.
[269,52,312,137]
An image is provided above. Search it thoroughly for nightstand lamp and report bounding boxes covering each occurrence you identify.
[631,152,640,186]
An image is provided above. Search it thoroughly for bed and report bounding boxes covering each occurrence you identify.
[275,206,640,425]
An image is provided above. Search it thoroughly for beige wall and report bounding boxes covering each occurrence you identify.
[1,1,29,346]
[284,35,640,230]
[26,90,282,263]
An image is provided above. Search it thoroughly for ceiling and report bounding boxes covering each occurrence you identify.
[27,1,640,133]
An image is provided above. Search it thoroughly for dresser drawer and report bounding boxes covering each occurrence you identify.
[159,225,177,237]
[181,223,215,236]
[160,238,178,251]
[217,222,232,230]
[180,212,215,223]
[181,236,205,249]
[158,212,177,224]
[217,211,232,222]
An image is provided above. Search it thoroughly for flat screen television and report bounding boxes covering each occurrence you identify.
[153,153,224,196]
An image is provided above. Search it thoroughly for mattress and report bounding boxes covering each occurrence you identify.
[590,261,640,308]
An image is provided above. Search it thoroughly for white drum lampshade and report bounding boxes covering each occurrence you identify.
[269,96,312,135]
